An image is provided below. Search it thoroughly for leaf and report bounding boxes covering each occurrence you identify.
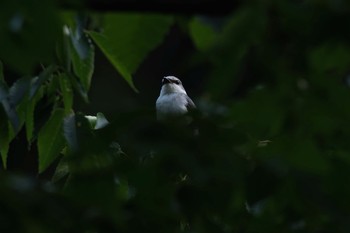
[189,17,219,52]
[63,114,78,152]
[0,64,8,167]
[0,0,61,74]
[29,65,56,100]
[94,112,109,130]
[1,97,20,134]
[84,113,109,130]
[38,108,65,173]
[69,74,89,103]
[9,76,30,106]
[25,87,43,143]
[84,115,97,129]
[58,73,73,115]
[51,158,69,183]
[88,31,135,91]
[70,15,95,91]
[88,13,174,92]
[308,43,350,74]
[0,2,60,74]
[0,108,9,168]
[0,67,20,133]
[64,113,95,154]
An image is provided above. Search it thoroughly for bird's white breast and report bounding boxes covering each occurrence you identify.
[156,93,188,119]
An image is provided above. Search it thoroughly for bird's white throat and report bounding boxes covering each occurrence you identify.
[160,83,187,96]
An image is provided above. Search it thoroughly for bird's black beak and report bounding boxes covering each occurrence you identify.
[162,77,171,85]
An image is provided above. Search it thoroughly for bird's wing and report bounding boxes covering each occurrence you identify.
[185,94,196,111]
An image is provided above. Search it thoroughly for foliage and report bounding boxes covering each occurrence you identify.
[1,0,350,232]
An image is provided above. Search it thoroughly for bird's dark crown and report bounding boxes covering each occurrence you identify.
[162,76,182,85]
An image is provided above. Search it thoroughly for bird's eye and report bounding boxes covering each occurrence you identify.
[174,80,180,85]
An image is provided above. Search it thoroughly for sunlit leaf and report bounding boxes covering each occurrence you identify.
[95,112,109,130]
[38,108,65,173]
[84,112,109,130]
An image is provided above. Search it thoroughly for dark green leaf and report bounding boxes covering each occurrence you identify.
[69,74,89,103]
[0,0,61,74]
[58,73,73,115]
[308,43,350,74]
[25,87,43,143]
[9,76,30,106]
[38,108,65,173]
[189,17,218,52]
[88,13,174,92]
[0,108,9,168]
[0,64,20,135]
[70,15,95,91]
[29,65,56,100]
[51,158,69,183]
[1,98,20,133]
[63,114,78,152]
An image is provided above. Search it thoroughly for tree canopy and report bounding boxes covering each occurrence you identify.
[1,0,350,232]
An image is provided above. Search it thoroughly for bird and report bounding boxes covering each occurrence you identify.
[156,76,196,122]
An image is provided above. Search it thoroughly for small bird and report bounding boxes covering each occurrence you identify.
[156,76,196,122]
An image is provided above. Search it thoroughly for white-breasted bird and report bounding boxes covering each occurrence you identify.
[156,76,196,122]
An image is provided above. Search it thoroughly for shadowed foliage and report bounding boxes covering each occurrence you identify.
[1,0,350,232]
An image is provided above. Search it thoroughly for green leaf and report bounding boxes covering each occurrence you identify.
[94,112,109,130]
[25,87,43,143]
[69,74,89,103]
[84,112,109,130]
[51,158,69,183]
[0,0,61,74]
[38,108,65,173]
[63,114,78,152]
[0,69,20,133]
[70,15,95,91]
[88,13,174,92]
[308,43,350,74]
[1,96,20,133]
[9,76,30,106]
[58,73,73,115]
[29,66,56,100]
[189,17,218,52]
[0,109,9,168]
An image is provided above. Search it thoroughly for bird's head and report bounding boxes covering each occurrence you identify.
[160,76,187,95]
